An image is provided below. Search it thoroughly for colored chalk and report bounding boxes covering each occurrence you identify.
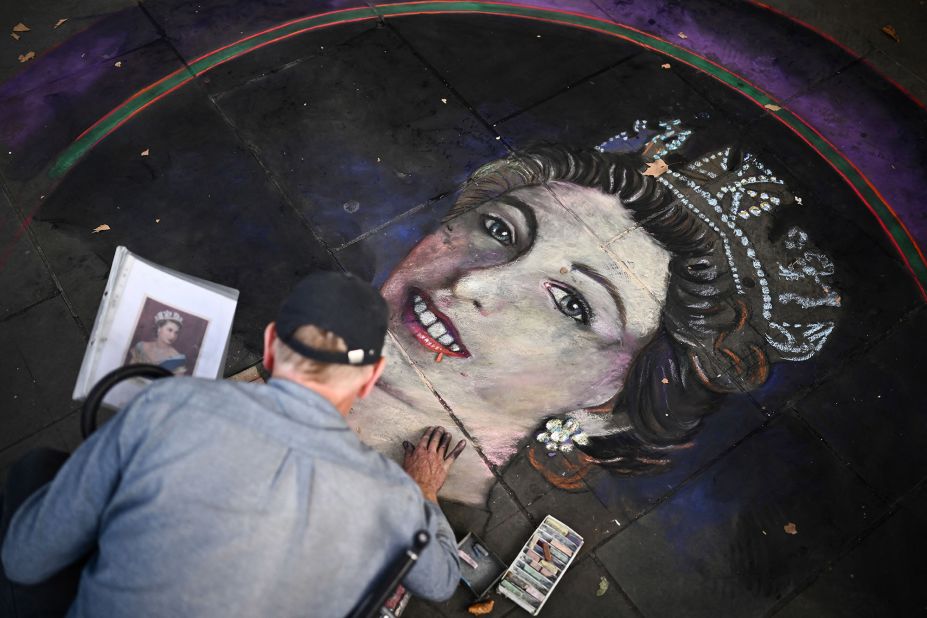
[516,564,552,590]
[472,543,488,558]
[500,580,539,609]
[458,549,479,569]
[498,515,585,614]
[511,575,546,602]
[545,518,570,536]
[539,559,557,571]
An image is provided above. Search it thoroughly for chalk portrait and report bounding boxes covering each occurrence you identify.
[349,128,841,505]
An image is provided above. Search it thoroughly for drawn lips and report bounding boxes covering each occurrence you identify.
[402,288,470,358]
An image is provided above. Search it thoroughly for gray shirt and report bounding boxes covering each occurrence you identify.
[2,377,460,617]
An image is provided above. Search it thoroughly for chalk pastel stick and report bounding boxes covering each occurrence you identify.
[551,539,573,556]
[515,563,552,590]
[539,559,559,574]
[522,561,551,582]
[500,579,539,609]
[506,573,546,603]
[540,540,553,562]
[457,549,479,569]
[542,519,583,547]
[539,524,576,550]
[536,528,574,556]
[545,518,570,536]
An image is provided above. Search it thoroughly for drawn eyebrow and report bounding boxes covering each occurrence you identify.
[494,194,538,247]
[571,263,627,329]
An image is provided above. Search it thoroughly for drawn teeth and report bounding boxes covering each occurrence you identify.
[427,323,447,338]
[418,311,437,327]
[438,334,454,345]
[449,344,460,352]
[414,302,427,313]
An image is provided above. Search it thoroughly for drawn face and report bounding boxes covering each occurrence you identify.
[380,182,672,429]
[157,320,181,346]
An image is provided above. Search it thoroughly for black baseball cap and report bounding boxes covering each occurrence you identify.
[276,271,388,365]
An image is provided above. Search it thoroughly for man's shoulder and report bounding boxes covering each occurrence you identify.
[143,375,257,399]
[127,376,260,423]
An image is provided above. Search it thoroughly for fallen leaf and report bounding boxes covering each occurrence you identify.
[661,377,670,384]
[467,599,494,615]
[661,63,671,69]
[440,98,447,104]
[12,22,30,33]
[596,577,609,597]
[677,31,688,39]
[10,32,19,40]
[140,148,150,157]
[784,522,798,535]
[155,218,160,223]
[881,24,900,42]
[92,224,111,234]
[114,60,123,68]
[18,51,35,63]
[643,159,669,177]
[764,103,782,111]
[54,18,68,29]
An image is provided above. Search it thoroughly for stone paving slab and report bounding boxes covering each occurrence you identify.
[0,189,56,318]
[211,24,506,248]
[794,305,927,504]
[0,296,86,452]
[773,480,927,617]
[597,412,885,617]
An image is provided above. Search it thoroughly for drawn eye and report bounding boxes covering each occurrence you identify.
[545,283,592,325]
[482,215,515,246]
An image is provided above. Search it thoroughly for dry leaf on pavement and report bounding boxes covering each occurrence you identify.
[677,32,688,39]
[10,32,19,40]
[140,148,150,157]
[783,522,798,535]
[54,18,68,29]
[643,159,669,177]
[661,63,671,69]
[764,103,782,111]
[12,22,30,32]
[881,25,900,42]
[18,51,35,63]
[467,600,494,615]
[92,224,111,233]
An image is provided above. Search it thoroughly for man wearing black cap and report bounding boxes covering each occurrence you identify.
[2,271,466,617]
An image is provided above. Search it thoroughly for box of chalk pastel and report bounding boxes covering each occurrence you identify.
[496,515,584,615]
[456,532,507,599]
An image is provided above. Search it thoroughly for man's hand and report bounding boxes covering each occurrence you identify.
[402,427,466,503]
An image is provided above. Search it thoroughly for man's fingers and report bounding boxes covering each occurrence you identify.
[417,427,435,451]
[427,427,446,452]
[445,439,466,463]
[438,431,451,456]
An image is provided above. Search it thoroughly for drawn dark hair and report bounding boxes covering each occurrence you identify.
[154,319,182,336]
[449,144,839,473]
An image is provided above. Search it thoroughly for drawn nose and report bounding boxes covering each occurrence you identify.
[450,269,501,316]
